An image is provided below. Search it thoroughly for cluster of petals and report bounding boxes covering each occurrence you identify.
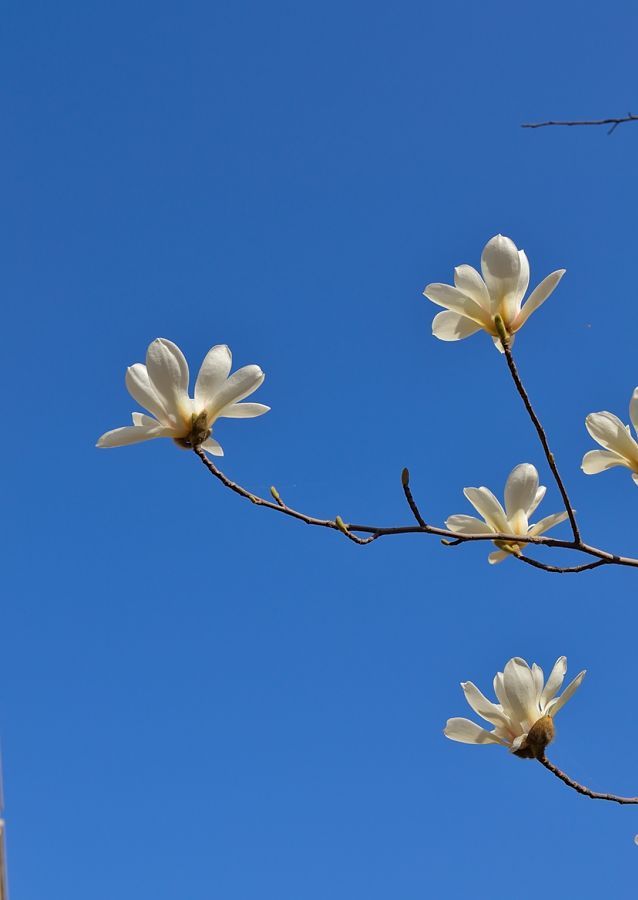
[582,388,638,485]
[423,234,565,350]
[444,656,585,752]
[97,338,269,456]
[445,463,568,564]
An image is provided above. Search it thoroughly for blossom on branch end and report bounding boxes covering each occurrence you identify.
[444,656,585,758]
[445,463,568,564]
[582,389,638,486]
[423,234,565,351]
[97,338,269,455]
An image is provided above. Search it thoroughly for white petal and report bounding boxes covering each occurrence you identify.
[488,549,510,564]
[200,436,224,457]
[443,718,506,746]
[132,412,158,426]
[146,338,190,420]
[540,656,566,707]
[510,733,529,753]
[126,363,170,423]
[493,673,508,708]
[480,235,521,313]
[453,265,490,311]
[504,464,539,518]
[528,485,546,517]
[219,402,270,418]
[461,682,510,729]
[527,511,568,537]
[514,269,566,329]
[585,412,638,462]
[194,344,232,409]
[531,663,544,703]
[208,365,265,419]
[432,310,483,341]
[545,670,586,717]
[502,658,540,729]
[463,487,509,532]
[581,449,630,474]
[445,515,495,536]
[423,284,491,327]
[515,251,530,303]
[96,423,170,448]
[629,388,638,435]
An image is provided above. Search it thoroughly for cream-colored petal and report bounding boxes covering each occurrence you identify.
[585,411,638,462]
[480,235,521,314]
[453,265,491,311]
[513,269,565,329]
[131,412,158,427]
[432,310,483,341]
[502,658,540,729]
[504,464,539,519]
[581,449,630,474]
[463,487,509,532]
[208,366,266,420]
[200,436,224,457]
[443,718,507,746]
[461,682,511,729]
[527,511,568,537]
[488,549,510,564]
[540,656,567,707]
[531,663,544,703]
[527,485,546,517]
[545,670,586,717]
[629,388,638,435]
[445,515,495,536]
[145,338,190,420]
[194,344,232,410]
[423,284,491,327]
[219,402,270,418]
[126,363,171,424]
[96,423,171,448]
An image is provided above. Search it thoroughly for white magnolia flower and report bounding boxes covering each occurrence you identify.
[582,389,638,486]
[423,234,565,350]
[444,656,586,754]
[445,463,568,564]
[97,338,269,456]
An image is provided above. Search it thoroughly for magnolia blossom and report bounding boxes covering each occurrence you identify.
[97,338,269,455]
[444,656,586,754]
[423,234,565,350]
[445,463,568,564]
[582,388,638,485]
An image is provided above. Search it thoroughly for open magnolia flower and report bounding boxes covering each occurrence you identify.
[423,234,565,350]
[444,656,586,757]
[582,388,638,486]
[445,463,568,564]
[97,338,269,456]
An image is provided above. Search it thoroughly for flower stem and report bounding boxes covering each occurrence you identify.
[539,755,638,804]
[495,319,580,543]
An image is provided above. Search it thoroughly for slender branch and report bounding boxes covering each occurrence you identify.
[401,468,427,528]
[522,113,638,136]
[495,319,580,543]
[539,756,638,804]
[516,554,608,575]
[193,447,638,571]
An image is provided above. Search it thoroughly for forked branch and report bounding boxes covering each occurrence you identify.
[522,113,638,135]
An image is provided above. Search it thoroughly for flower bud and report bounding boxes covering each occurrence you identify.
[513,715,555,759]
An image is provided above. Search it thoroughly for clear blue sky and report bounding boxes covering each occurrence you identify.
[3,1,638,897]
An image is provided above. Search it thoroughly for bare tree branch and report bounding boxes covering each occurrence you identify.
[522,113,638,135]
[495,317,580,542]
[193,448,638,572]
[539,756,638,804]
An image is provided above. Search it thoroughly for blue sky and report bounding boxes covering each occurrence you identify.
[3,1,638,897]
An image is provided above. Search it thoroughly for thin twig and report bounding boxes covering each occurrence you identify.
[522,113,638,136]
[516,554,607,575]
[193,447,638,571]
[539,756,638,804]
[495,320,580,543]
[401,468,427,528]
